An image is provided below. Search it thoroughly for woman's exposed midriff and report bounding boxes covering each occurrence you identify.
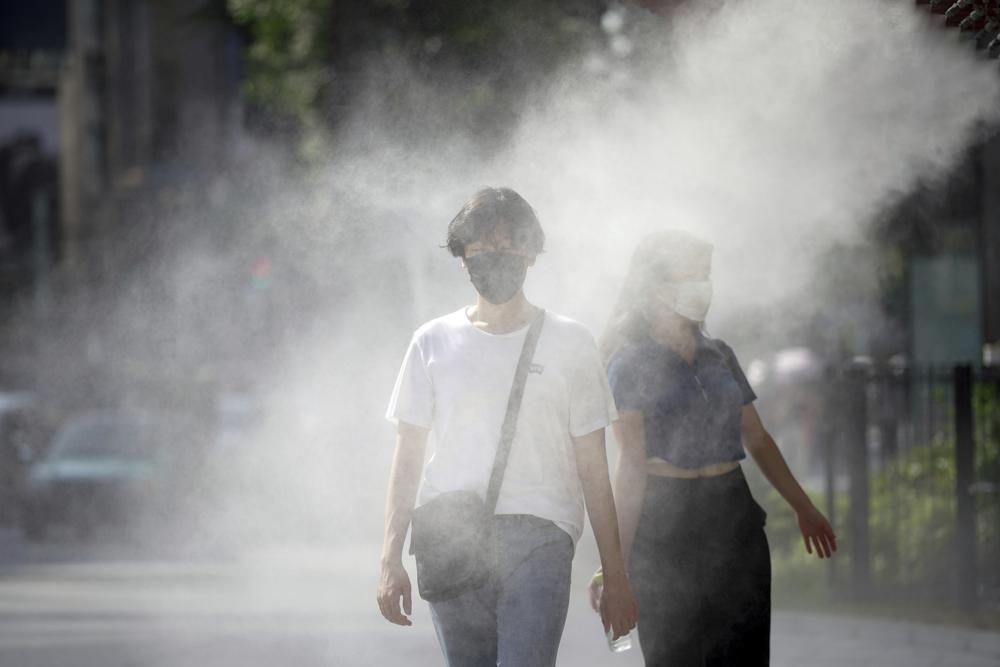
[645,457,740,479]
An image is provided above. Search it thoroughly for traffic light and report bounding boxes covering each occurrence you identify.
[250,256,273,290]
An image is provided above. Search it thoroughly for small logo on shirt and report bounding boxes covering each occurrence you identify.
[529,363,545,375]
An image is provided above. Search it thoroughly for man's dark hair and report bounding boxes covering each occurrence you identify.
[445,187,545,258]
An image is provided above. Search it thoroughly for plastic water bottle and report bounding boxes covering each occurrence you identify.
[593,570,632,653]
[606,628,633,653]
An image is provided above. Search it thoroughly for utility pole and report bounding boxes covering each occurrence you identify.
[60,0,110,278]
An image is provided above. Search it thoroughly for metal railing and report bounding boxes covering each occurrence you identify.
[814,362,1000,610]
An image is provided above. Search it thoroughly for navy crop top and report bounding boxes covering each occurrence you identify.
[607,334,756,468]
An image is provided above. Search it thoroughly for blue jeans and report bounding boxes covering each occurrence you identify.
[428,514,574,667]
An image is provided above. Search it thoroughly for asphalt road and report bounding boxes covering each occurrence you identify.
[0,529,998,667]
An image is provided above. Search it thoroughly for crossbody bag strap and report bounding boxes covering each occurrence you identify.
[484,308,546,514]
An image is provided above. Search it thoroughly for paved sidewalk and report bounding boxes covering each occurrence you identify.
[771,612,1000,667]
[0,537,998,666]
[560,603,1000,666]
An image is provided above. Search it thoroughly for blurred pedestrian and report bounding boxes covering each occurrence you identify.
[590,230,836,666]
[378,187,637,666]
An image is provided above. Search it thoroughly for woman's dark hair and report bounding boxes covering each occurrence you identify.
[599,230,713,364]
[445,187,545,258]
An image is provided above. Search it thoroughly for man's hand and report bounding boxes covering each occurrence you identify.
[797,505,837,559]
[599,572,639,640]
[377,559,413,626]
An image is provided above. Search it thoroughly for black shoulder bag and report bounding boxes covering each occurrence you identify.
[408,309,546,602]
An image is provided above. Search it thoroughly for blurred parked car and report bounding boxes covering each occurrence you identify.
[19,411,195,541]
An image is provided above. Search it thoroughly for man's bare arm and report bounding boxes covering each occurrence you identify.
[574,428,639,639]
[377,422,429,626]
[611,412,647,566]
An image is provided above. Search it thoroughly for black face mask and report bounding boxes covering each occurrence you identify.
[465,251,528,305]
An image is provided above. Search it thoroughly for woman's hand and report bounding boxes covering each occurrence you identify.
[588,568,603,612]
[599,571,639,640]
[797,505,837,559]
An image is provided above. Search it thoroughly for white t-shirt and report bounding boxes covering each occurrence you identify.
[386,308,618,542]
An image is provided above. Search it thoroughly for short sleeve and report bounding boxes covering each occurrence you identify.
[607,348,649,412]
[568,334,619,438]
[385,335,434,429]
[722,343,756,405]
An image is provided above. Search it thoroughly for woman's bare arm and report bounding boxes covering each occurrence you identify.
[741,404,836,558]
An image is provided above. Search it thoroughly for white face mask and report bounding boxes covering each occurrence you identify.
[661,280,713,322]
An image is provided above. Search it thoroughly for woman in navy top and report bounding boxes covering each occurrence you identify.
[589,230,836,666]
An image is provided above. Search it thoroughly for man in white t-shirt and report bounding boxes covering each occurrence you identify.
[377,187,638,666]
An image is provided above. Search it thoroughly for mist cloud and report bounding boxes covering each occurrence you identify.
[41,0,1000,545]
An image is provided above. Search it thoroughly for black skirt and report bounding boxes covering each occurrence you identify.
[629,466,771,667]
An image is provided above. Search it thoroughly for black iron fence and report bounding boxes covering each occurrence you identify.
[814,362,1000,610]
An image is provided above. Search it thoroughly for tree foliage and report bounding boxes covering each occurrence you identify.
[228,0,333,154]
[227,0,606,157]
